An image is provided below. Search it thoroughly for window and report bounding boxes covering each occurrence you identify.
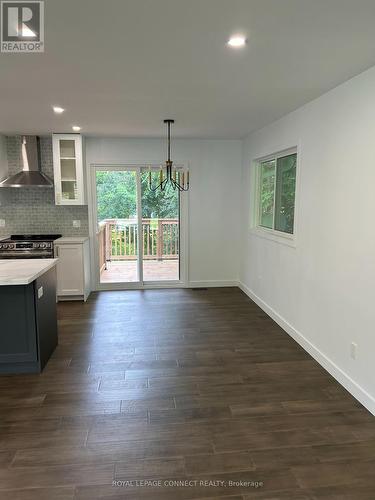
[257,151,297,235]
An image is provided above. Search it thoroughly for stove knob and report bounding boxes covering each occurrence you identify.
[40,243,46,249]
[3,244,8,249]
[0,244,2,249]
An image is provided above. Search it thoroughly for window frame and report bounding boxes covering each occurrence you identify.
[251,147,298,247]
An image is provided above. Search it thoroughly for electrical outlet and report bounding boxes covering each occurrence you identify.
[72,220,81,228]
[350,342,357,360]
[0,219,5,227]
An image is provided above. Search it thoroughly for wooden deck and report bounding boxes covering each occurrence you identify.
[100,259,179,283]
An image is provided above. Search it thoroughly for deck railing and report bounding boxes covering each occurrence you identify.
[98,218,179,265]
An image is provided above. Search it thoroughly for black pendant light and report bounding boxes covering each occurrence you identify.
[149,119,190,192]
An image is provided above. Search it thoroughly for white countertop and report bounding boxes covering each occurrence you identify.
[0,259,58,286]
[54,236,89,244]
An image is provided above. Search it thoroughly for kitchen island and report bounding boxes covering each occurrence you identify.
[0,259,58,374]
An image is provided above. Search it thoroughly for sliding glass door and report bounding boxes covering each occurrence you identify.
[141,168,179,282]
[96,168,140,284]
[94,166,181,287]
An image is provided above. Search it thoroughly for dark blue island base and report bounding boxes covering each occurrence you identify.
[0,267,58,374]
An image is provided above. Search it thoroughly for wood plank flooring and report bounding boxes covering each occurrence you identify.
[0,287,374,499]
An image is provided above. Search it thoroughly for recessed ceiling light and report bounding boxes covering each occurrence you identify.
[227,35,247,48]
[53,106,65,114]
[72,125,81,132]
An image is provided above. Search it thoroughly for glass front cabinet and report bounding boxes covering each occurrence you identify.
[52,134,85,205]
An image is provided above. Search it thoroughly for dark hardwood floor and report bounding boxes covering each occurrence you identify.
[0,287,374,499]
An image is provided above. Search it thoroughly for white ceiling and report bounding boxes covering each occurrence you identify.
[1,0,375,138]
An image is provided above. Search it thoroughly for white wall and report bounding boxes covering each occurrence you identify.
[240,66,375,414]
[86,137,242,285]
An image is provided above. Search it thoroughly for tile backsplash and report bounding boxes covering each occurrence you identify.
[0,136,89,238]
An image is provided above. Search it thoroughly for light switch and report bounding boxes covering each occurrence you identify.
[73,220,81,228]
[38,286,44,299]
[0,219,5,227]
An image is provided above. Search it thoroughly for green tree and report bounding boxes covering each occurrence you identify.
[96,170,179,222]
[141,172,179,219]
[96,171,137,220]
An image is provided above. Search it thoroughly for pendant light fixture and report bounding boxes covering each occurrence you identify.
[149,119,190,192]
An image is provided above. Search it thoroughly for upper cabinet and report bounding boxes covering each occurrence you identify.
[52,134,86,205]
[0,135,8,182]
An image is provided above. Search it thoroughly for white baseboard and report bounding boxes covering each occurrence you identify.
[189,280,239,288]
[238,281,375,416]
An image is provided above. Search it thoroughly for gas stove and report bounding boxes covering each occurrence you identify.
[0,234,62,259]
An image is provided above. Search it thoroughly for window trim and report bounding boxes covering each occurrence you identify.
[251,146,298,247]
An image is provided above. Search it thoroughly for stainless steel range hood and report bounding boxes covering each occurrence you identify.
[0,136,53,188]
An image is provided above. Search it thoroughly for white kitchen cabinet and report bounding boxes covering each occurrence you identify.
[52,134,85,205]
[54,237,90,301]
[0,135,10,206]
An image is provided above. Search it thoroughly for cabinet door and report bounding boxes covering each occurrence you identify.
[0,284,37,363]
[55,244,84,295]
[52,134,84,205]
